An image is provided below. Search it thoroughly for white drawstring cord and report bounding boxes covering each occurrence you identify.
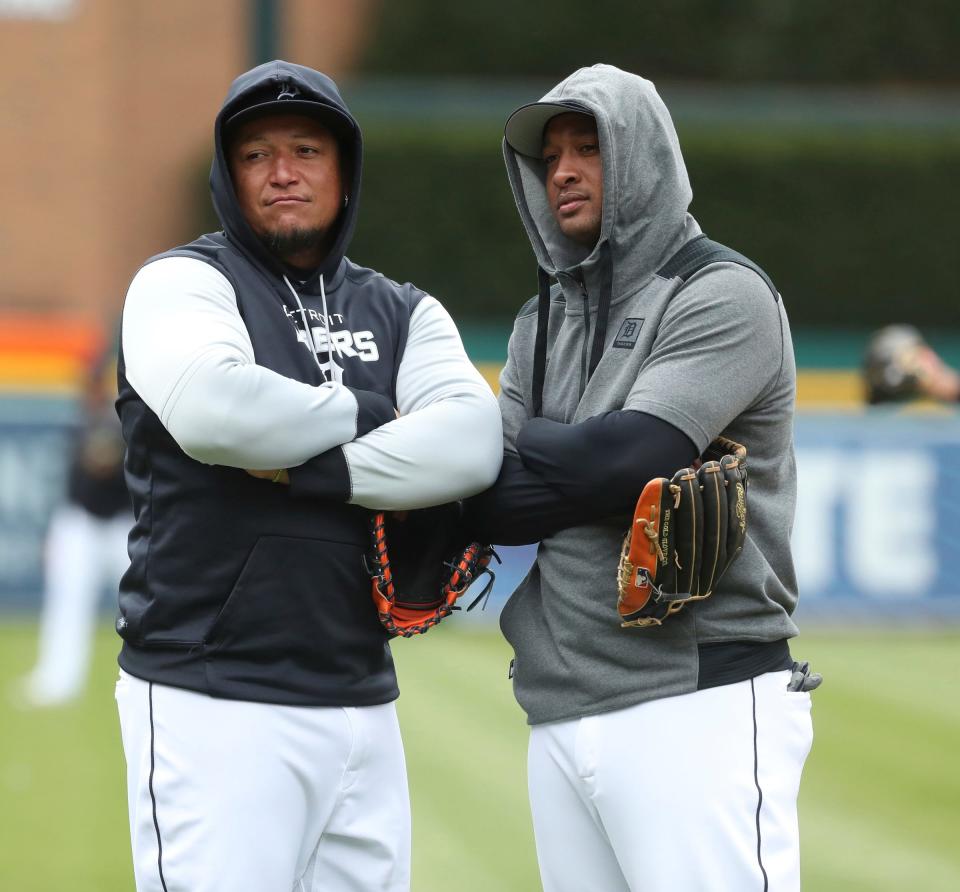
[319,274,345,381]
[283,274,322,371]
[282,274,343,383]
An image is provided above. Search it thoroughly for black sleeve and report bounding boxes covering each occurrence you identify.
[461,453,597,546]
[515,410,698,516]
[463,412,696,545]
[287,447,350,501]
[286,387,395,502]
[348,387,397,437]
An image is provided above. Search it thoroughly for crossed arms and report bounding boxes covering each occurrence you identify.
[122,257,503,510]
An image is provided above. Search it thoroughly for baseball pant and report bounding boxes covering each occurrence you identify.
[116,670,411,892]
[527,669,813,892]
[23,504,129,705]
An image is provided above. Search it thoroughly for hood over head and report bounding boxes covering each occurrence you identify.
[502,64,700,416]
[210,60,362,285]
[503,63,696,288]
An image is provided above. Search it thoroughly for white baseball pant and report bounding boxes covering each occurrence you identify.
[115,670,411,892]
[527,669,813,891]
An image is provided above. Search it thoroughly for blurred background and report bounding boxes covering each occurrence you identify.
[1,1,958,889]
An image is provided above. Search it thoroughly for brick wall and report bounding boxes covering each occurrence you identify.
[0,0,377,325]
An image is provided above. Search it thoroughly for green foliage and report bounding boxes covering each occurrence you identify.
[1,622,959,890]
[192,119,960,329]
[350,122,532,324]
[349,123,960,328]
[361,1,960,84]
[684,128,960,327]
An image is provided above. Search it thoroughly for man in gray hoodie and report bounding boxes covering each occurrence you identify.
[468,64,815,891]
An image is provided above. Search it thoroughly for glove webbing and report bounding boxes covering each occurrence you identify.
[367,514,499,637]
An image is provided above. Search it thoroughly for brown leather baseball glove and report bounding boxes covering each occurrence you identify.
[617,437,747,628]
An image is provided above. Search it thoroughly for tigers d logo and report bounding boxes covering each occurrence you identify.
[613,317,645,349]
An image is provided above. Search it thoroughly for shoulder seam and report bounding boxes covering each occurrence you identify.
[516,296,540,318]
[143,251,234,291]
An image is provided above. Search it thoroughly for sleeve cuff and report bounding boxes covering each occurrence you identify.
[349,387,395,437]
[287,447,351,502]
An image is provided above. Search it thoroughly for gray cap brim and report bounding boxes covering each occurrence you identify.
[503,100,592,157]
[225,99,354,142]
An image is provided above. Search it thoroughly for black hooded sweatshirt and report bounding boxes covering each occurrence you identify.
[114,61,502,705]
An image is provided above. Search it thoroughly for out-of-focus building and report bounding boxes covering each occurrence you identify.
[0,0,378,606]
[0,0,377,324]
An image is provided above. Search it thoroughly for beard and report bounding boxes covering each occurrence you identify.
[257,225,329,266]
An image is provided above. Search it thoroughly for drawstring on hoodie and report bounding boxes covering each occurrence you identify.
[587,241,613,381]
[283,274,344,383]
[319,274,345,380]
[532,267,552,417]
[531,243,614,416]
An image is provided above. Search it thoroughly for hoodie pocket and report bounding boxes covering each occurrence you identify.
[202,535,385,678]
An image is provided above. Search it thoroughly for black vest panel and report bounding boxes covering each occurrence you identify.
[116,234,424,705]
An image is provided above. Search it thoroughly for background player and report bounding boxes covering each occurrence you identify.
[16,334,129,708]
[467,64,815,891]
[863,323,960,404]
[114,60,501,892]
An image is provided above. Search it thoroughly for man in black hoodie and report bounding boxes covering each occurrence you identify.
[114,61,501,892]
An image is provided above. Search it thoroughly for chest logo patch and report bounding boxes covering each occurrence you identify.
[613,317,645,349]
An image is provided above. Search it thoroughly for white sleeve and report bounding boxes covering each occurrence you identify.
[122,256,364,468]
[342,296,503,510]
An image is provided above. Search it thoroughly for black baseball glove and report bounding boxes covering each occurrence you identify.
[365,504,498,638]
[617,437,747,628]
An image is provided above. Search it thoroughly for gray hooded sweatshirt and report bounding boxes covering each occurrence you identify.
[498,64,799,725]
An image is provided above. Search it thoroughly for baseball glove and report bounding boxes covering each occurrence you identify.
[617,437,747,628]
[365,504,498,638]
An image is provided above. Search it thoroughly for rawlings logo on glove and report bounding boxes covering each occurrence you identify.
[365,504,498,638]
[617,437,747,628]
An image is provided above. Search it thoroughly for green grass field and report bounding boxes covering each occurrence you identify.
[1,621,958,891]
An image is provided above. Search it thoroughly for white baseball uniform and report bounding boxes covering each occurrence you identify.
[116,670,410,892]
[115,61,502,892]
[527,670,813,891]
